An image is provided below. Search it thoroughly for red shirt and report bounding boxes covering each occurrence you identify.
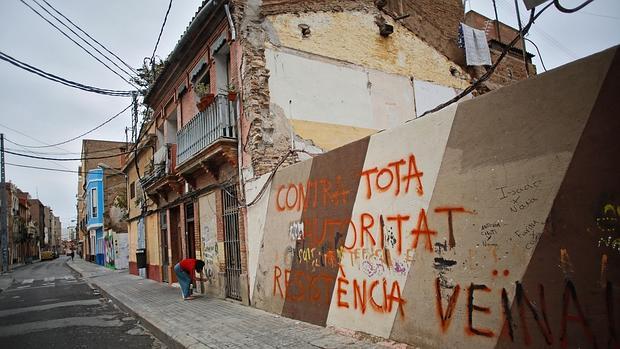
[180,258,197,281]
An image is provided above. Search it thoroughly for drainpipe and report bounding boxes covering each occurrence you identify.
[225,3,236,41]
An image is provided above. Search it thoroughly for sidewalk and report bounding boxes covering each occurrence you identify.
[67,257,402,349]
[0,259,40,292]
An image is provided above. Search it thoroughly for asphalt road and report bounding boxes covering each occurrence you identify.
[0,257,164,348]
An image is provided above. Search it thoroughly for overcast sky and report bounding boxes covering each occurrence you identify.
[0,0,618,235]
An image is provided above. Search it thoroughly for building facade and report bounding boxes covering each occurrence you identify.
[77,139,128,262]
[1,183,44,270]
[28,198,45,254]
[86,168,104,265]
[119,0,538,304]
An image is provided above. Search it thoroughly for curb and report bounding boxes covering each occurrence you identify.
[94,283,187,349]
[0,276,14,294]
[66,261,189,349]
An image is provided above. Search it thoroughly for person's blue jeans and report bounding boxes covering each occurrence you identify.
[174,263,191,298]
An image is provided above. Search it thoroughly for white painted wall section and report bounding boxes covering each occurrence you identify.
[266,48,416,131]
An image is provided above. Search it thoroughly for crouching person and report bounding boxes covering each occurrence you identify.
[173,258,205,300]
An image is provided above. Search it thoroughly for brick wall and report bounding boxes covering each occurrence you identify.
[464,11,536,89]
[384,0,466,67]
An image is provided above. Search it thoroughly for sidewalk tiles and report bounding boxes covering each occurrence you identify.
[67,258,408,349]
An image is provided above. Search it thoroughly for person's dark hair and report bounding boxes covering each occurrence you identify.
[195,260,205,273]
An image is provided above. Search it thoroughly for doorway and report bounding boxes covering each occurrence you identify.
[185,202,196,259]
[169,206,181,282]
[222,185,241,300]
[160,210,169,283]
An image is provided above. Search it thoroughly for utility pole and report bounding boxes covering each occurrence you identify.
[1,133,8,273]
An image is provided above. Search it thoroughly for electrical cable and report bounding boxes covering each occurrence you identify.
[5,103,133,149]
[524,37,547,71]
[6,162,82,174]
[497,0,579,59]
[4,145,130,156]
[18,0,138,89]
[0,50,134,96]
[150,0,173,69]
[4,147,139,161]
[554,0,594,13]
[419,2,555,118]
[39,0,139,75]
[579,11,620,20]
[0,122,72,153]
[7,139,75,171]
[532,27,578,59]
[241,149,319,208]
[30,0,136,79]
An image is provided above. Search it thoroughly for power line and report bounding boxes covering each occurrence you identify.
[150,0,173,69]
[0,121,72,153]
[0,50,134,96]
[524,37,547,71]
[29,0,136,79]
[18,0,138,89]
[39,0,139,75]
[532,27,579,59]
[496,0,579,59]
[6,102,133,149]
[579,11,620,20]
[4,148,136,161]
[419,2,555,118]
[6,162,81,174]
[0,122,79,172]
[553,0,593,13]
[4,145,130,156]
[7,139,74,172]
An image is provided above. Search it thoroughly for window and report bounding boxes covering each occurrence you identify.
[130,182,135,199]
[91,188,98,218]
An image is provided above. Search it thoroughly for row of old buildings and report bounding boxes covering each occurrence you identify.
[1,182,61,270]
[75,139,130,269]
[75,0,535,327]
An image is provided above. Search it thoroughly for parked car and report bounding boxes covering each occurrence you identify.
[41,251,55,261]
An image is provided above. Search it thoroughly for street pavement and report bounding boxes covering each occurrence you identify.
[67,257,405,349]
[0,257,164,348]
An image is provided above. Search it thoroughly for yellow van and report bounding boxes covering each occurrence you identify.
[41,251,55,261]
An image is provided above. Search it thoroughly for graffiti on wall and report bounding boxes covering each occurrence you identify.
[248,47,620,349]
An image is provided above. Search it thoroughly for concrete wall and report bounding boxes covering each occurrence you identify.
[244,47,620,347]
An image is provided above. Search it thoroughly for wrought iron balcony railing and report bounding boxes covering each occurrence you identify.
[177,94,237,165]
[140,143,177,189]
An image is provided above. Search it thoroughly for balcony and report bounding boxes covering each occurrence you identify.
[140,144,179,196]
[176,94,237,177]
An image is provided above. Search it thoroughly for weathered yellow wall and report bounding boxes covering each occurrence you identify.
[267,11,469,89]
[291,119,376,151]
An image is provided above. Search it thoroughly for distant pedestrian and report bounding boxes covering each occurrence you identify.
[70,250,75,261]
[173,258,205,300]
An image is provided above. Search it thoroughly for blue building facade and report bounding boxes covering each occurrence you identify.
[85,169,105,265]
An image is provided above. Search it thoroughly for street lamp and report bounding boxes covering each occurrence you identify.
[97,163,127,178]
